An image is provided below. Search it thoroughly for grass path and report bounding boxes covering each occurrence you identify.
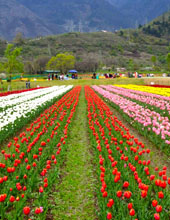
[50,87,98,220]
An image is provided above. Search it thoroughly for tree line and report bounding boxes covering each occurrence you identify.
[1,44,170,76]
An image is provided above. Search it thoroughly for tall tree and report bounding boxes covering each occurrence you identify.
[151,55,157,66]
[47,53,75,73]
[167,53,170,71]
[1,44,23,76]
[128,59,134,71]
[0,63,3,72]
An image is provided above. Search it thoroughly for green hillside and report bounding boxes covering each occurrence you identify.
[142,11,170,38]
[0,13,170,73]
[19,30,169,71]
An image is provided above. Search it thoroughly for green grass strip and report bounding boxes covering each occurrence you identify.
[51,87,98,220]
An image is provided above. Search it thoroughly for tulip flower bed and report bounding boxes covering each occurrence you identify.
[115,85,170,97]
[92,86,170,155]
[85,86,170,220]
[100,85,170,118]
[0,86,81,219]
[146,85,170,88]
[0,87,46,97]
[0,86,72,144]
[114,85,170,102]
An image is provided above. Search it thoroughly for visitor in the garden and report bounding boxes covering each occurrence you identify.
[26,80,30,89]
[92,73,96,79]
[48,74,50,80]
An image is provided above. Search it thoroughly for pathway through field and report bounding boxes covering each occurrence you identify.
[50,88,98,220]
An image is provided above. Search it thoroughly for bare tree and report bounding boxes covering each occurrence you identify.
[33,56,50,74]
[24,61,34,74]
[75,54,99,72]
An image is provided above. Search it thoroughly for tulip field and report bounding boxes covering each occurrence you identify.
[92,85,170,155]
[0,86,72,144]
[0,84,170,220]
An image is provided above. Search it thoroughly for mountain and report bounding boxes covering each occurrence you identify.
[16,0,132,33]
[106,0,170,26]
[0,0,170,40]
[121,0,170,26]
[0,0,53,40]
[105,0,128,8]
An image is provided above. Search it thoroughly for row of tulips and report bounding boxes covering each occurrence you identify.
[0,86,69,110]
[85,86,170,220]
[146,85,170,88]
[0,87,45,97]
[100,85,170,117]
[115,85,170,102]
[0,86,81,219]
[115,85,170,98]
[92,85,170,155]
[0,86,72,144]
[101,85,170,139]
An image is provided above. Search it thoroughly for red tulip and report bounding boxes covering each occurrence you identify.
[156,205,162,213]
[116,190,122,198]
[32,162,37,167]
[162,175,167,180]
[16,196,20,201]
[123,181,129,188]
[168,178,170,185]
[141,190,147,198]
[102,191,107,197]
[107,212,112,219]
[23,206,30,215]
[26,165,31,170]
[23,174,27,179]
[107,199,114,207]
[152,200,158,207]
[154,213,160,220]
[9,196,15,202]
[0,178,3,184]
[39,187,44,193]
[41,141,46,146]
[35,208,41,214]
[163,166,167,170]
[23,186,27,191]
[128,203,133,210]
[150,175,155,181]
[158,191,164,199]
[114,175,120,183]
[129,208,135,216]
[124,191,132,199]
[0,194,7,202]
[44,182,48,188]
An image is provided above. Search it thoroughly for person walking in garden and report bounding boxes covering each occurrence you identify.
[48,73,50,80]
